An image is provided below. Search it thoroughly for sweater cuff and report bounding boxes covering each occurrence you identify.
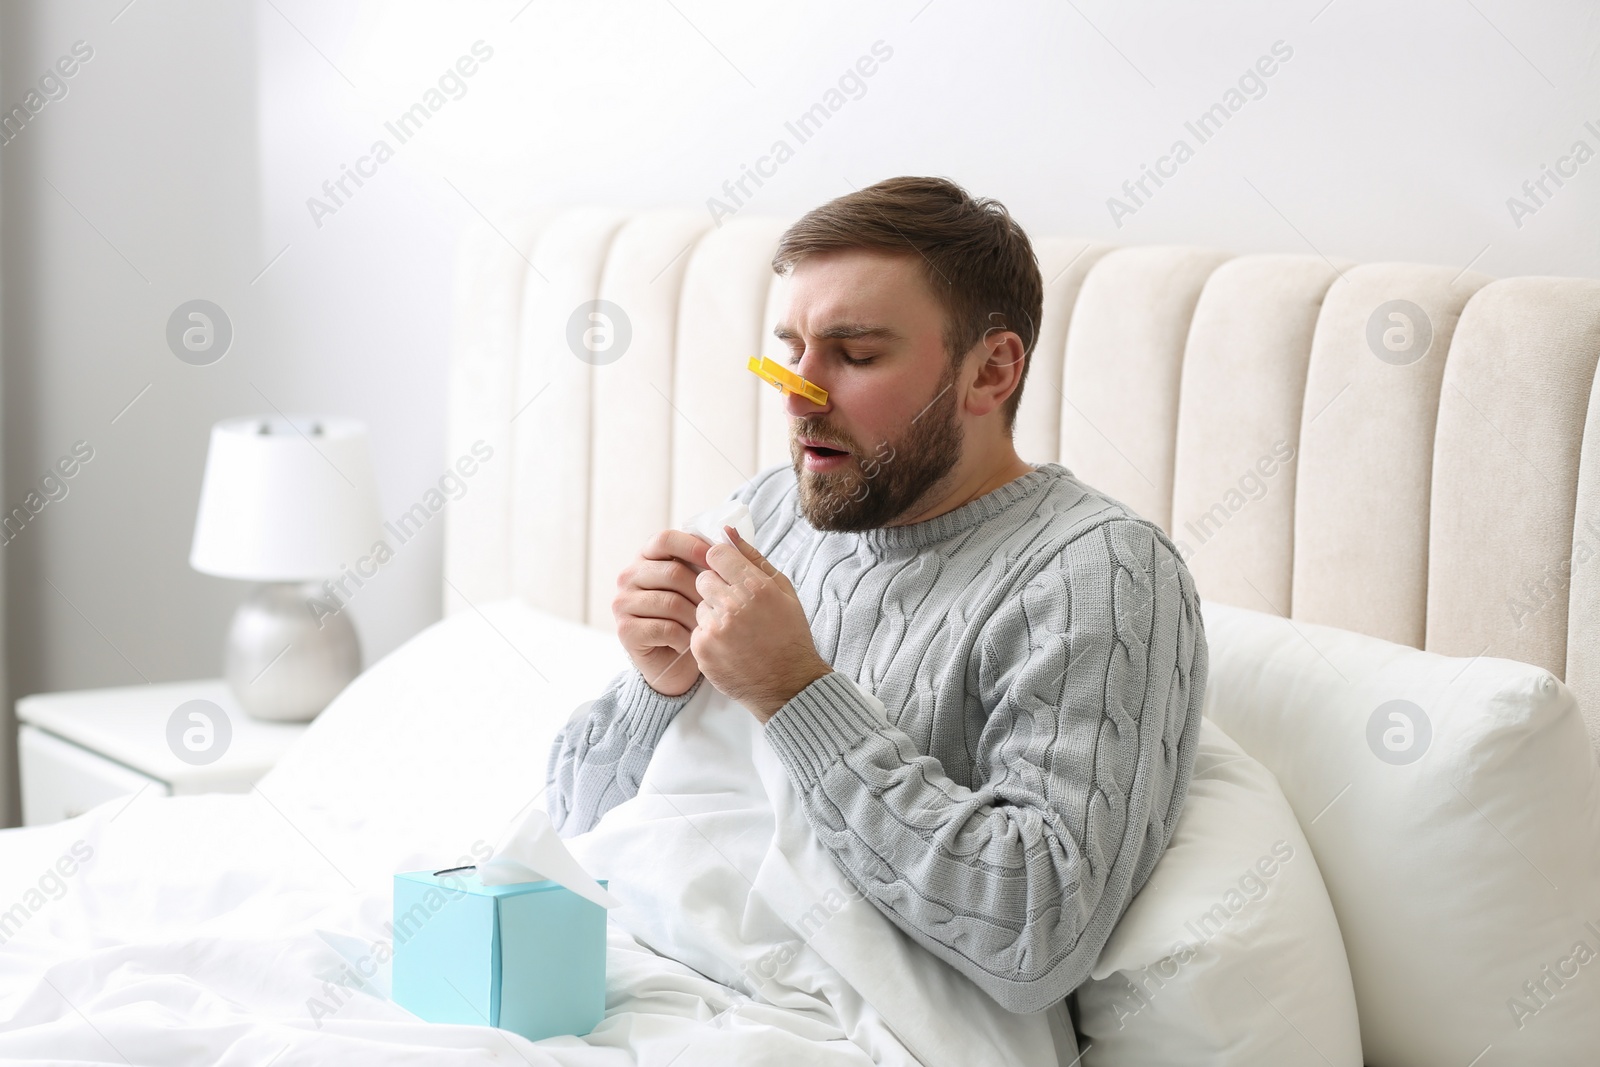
[763,671,890,792]
[614,669,702,745]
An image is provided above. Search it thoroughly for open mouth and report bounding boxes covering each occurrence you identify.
[799,437,854,472]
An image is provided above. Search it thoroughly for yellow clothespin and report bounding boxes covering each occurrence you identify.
[748,356,828,405]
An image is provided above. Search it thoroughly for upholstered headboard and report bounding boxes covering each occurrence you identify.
[442,206,1600,756]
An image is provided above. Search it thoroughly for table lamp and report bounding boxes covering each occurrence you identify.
[190,415,382,722]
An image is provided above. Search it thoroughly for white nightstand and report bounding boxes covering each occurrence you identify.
[16,679,310,826]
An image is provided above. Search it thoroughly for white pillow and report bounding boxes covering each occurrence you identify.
[1076,718,1362,1066]
[256,599,628,885]
[1199,600,1600,1067]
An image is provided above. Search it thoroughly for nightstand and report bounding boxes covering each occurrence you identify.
[16,679,310,826]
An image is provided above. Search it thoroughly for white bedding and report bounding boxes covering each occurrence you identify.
[0,600,1070,1065]
[564,682,1073,1067]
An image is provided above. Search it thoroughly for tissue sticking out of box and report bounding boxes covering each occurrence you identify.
[679,500,756,547]
[476,806,621,910]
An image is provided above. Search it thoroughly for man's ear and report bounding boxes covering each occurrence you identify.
[963,328,1027,418]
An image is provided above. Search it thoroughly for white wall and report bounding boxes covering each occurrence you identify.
[4,0,1596,824]
[2,0,264,826]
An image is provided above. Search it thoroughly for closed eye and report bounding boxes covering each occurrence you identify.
[783,346,875,367]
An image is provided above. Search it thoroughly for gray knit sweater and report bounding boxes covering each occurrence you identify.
[547,461,1208,1014]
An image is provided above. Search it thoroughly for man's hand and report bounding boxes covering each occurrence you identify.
[613,530,712,697]
[692,527,831,722]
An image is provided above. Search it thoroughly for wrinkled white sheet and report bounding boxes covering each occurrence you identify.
[566,683,1074,1067]
[0,793,915,1065]
[0,600,1073,1065]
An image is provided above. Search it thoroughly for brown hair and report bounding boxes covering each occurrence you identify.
[770,176,1043,428]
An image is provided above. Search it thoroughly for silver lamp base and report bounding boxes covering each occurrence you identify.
[223,581,361,722]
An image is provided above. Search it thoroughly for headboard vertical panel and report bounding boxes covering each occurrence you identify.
[586,211,715,630]
[669,217,790,524]
[1425,277,1600,679]
[1565,364,1600,751]
[1011,238,1113,466]
[756,270,797,470]
[508,208,628,622]
[1290,264,1491,648]
[1170,255,1343,616]
[1058,246,1233,532]
[443,213,551,616]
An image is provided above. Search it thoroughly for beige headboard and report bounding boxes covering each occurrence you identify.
[443,207,1600,756]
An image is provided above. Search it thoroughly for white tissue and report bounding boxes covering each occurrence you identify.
[680,500,755,546]
[476,806,621,910]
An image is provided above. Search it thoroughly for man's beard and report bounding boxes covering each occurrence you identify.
[790,365,963,531]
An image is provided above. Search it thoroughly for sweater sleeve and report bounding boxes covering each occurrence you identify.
[761,517,1208,1013]
[546,668,703,837]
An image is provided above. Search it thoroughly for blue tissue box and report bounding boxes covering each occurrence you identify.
[391,868,607,1041]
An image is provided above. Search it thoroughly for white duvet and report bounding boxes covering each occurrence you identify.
[0,600,1073,1065]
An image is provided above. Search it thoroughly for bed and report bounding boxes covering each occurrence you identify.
[2,206,1598,1066]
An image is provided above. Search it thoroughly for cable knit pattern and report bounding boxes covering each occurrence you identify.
[547,462,1208,1014]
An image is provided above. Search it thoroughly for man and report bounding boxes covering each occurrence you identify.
[547,175,1208,1016]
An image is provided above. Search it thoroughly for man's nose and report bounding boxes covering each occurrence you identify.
[783,356,831,418]
[783,386,829,419]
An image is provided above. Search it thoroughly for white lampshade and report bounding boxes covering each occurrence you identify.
[190,415,382,582]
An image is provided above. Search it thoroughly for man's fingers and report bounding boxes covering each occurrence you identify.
[623,616,692,654]
[704,540,764,586]
[621,558,702,604]
[721,527,798,597]
[725,527,778,576]
[641,529,713,570]
[695,565,754,615]
[695,567,732,612]
[616,587,697,630]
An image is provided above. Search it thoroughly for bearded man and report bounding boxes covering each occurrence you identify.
[547,175,1208,1019]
